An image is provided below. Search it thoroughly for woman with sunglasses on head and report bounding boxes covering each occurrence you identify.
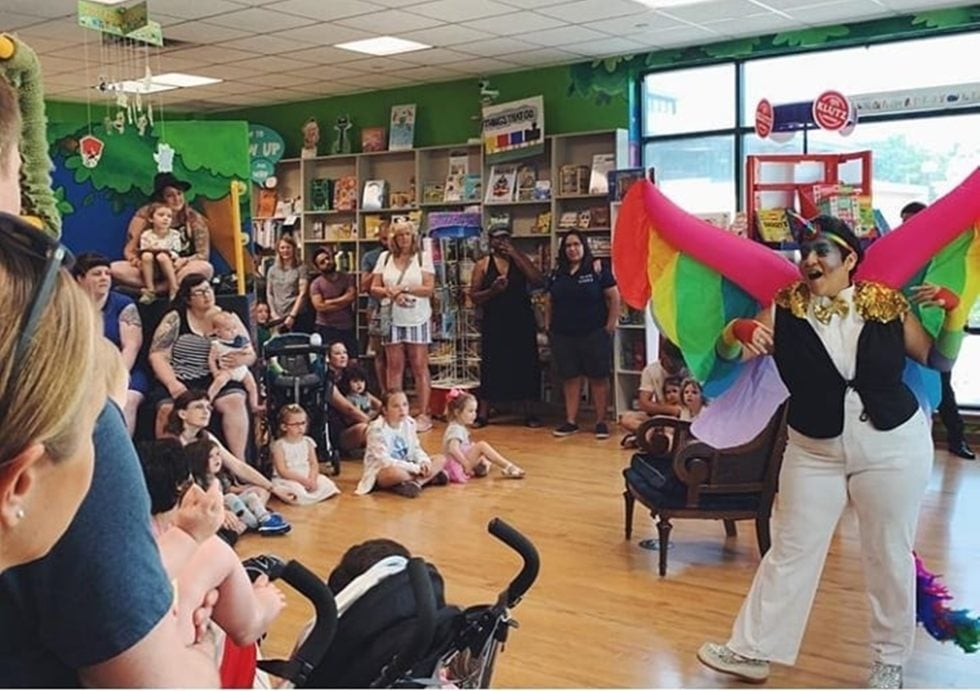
[0,50,220,687]
[149,273,254,460]
[697,216,954,689]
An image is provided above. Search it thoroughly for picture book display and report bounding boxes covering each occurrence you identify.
[333,176,357,211]
[589,154,616,195]
[362,179,387,211]
[485,164,517,204]
[389,104,416,151]
[361,126,386,152]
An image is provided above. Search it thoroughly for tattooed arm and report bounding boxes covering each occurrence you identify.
[148,311,185,397]
[188,209,211,262]
[118,302,144,372]
[125,206,150,265]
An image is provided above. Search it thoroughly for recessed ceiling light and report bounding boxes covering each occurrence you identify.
[633,0,712,7]
[98,79,176,94]
[154,72,222,87]
[334,36,431,56]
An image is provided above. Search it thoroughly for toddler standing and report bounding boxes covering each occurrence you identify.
[442,390,525,482]
[270,404,340,504]
[138,201,182,303]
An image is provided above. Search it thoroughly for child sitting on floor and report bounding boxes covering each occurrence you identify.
[355,390,448,499]
[270,403,341,504]
[442,390,524,483]
[209,309,262,412]
[139,439,286,647]
[344,366,380,419]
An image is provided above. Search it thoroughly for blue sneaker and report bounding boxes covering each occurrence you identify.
[257,512,291,536]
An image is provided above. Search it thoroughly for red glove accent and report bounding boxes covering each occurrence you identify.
[731,319,759,345]
[935,286,960,311]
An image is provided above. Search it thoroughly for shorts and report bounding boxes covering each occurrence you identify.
[129,366,151,395]
[367,307,383,338]
[384,321,431,346]
[316,325,359,358]
[150,375,246,409]
[550,328,612,381]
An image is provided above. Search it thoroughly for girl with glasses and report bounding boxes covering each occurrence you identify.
[270,404,340,505]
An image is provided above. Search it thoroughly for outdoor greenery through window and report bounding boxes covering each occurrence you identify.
[640,30,980,406]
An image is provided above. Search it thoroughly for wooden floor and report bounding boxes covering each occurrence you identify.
[238,418,980,688]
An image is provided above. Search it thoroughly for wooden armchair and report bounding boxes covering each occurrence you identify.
[623,404,789,576]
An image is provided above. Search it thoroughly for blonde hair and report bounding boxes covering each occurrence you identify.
[445,391,477,422]
[0,78,20,178]
[387,219,420,258]
[277,403,307,436]
[0,243,102,464]
[380,389,407,410]
[100,338,128,410]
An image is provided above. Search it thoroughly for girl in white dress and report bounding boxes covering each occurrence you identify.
[270,404,340,505]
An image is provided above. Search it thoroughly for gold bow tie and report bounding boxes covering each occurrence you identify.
[812,296,849,325]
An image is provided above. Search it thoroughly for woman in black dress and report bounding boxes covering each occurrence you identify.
[469,226,545,427]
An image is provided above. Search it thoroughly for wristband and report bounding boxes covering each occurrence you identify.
[934,286,960,312]
[718,318,756,360]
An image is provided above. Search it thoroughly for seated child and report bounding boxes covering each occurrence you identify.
[254,301,273,355]
[442,391,524,482]
[327,538,411,596]
[139,439,286,647]
[344,366,380,419]
[209,309,262,412]
[355,390,447,499]
[640,376,686,455]
[270,403,341,504]
[681,378,707,419]
[138,201,181,303]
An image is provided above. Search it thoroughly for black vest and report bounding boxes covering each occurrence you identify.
[773,307,917,438]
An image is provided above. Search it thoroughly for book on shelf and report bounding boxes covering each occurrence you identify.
[309,178,332,211]
[559,164,590,196]
[607,168,649,201]
[532,210,551,235]
[325,222,356,241]
[557,211,579,229]
[361,126,386,152]
[363,215,389,241]
[589,153,616,195]
[462,174,482,202]
[389,104,416,151]
[533,180,551,201]
[422,182,445,204]
[256,188,278,217]
[389,189,414,208]
[515,164,537,201]
[487,210,511,231]
[755,208,792,243]
[448,150,469,177]
[362,179,387,211]
[333,176,358,211]
[588,205,610,228]
[485,164,517,204]
[444,174,464,202]
[576,210,591,229]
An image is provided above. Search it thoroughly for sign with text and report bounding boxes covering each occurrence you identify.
[755,99,773,138]
[248,124,285,185]
[482,96,545,165]
[812,90,852,132]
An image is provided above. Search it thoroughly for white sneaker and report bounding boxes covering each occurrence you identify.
[697,642,770,683]
[868,662,902,689]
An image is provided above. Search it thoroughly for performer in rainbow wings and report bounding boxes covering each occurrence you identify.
[613,171,980,689]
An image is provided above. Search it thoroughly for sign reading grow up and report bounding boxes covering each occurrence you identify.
[248,124,285,185]
[482,96,545,165]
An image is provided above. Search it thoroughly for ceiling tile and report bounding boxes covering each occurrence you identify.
[268,22,373,45]
[874,0,966,9]
[334,9,446,32]
[657,0,769,23]
[394,48,480,66]
[227,71,317,88]
[148,0,245,20]
[397,24,492,47]
[355,0,422,6]
[333,73,416,88]
[2,12,45,30]
[451,36,532,56]
[164,20,253,43]
[266,0,381,21]
[278,45,366,65]
[494,0,568,8]
[704,11,800,35]
[285,82,355,95]
[217,34,318,55]
[231,55,321,72]
[536,0,649,23]
[585,11,685,36]
[154,54,224,73]
[514,24,610,47]
[168,45,262,64]
[645,24,721,47]
[334,56,418,72]
[748,0,842,9]
[38,55,90,76]
[207,7,312,31]
[274,64,368,82]
[391,65,465,81]
[785,0,891,24]
[461,11,566,36]
[496,46,582,65]
[193,63,264,81]
[443,56,522,74]
[565,37,647,57]
[407,0,518,22]
[15,19,89,42]
[10,36,71,54]
[0,0,74,18]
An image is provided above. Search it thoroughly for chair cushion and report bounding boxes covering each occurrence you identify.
[624,467,762,512]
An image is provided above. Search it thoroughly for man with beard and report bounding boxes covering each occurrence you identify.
[310,246,358,359]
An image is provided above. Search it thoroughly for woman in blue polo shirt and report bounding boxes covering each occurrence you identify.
[546,230,620,439]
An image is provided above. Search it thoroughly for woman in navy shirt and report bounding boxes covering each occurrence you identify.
[546,231,620,439]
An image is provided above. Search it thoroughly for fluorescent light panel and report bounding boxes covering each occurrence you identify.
[334,36,431,56]
[97,73,222,94]
[155,72,222,87]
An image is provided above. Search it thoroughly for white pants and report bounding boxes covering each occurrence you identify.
[728,391,932,666]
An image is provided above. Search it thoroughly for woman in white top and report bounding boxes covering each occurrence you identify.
[370,219,436,431]
[355,390,446,499]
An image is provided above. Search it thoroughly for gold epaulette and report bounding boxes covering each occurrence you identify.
[854,281,909,323]
[774,281,809,319]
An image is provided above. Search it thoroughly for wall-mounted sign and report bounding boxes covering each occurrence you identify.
[248,124,285,185]
[755,99,773,139]
[812,90,852,132]
[482,96,545,165]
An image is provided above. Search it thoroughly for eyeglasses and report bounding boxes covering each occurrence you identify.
[189,285,214,297]
[1,213,74,372]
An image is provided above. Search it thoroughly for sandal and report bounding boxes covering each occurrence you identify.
[390,480,422,498]
[501,463,525,479]
[415,414,433,433]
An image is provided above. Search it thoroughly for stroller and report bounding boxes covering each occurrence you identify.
[294,518,541,689]
[260,333,341,476]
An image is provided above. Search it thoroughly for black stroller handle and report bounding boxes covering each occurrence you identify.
[488,518,540,608]
[263,341,331,358]
[257,559,338,687]
[369,558,437,689]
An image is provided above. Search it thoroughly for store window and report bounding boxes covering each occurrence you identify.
[643,64,735,136]
[742,32,980,123]
[644,136,735,215]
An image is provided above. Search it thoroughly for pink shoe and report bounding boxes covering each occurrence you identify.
[444,458,469,484]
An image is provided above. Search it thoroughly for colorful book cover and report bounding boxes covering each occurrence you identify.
[423,183,445,204]
[333,175,358,211]
[607,168,645,201]
[362,179,387,210]
[444,174,464,202]
[589,153,616,195]
[389,104,416,151]
[361,126,386,152]
[462,174,482,202]
[755,208,792,243]
[309,178,332,211]
[485,164,517,204]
